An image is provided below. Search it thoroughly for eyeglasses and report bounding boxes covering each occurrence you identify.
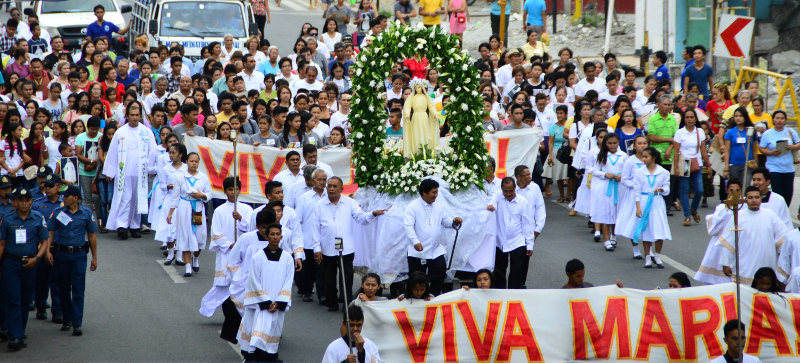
[309,33,318,36]
[199,81,209,85]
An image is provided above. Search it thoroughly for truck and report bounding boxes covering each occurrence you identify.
[24,0,132,54]
[130,0,258,58]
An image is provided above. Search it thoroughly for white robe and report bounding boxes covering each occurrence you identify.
[694,204,734,285]
[627,165,672,242]
[153,162,187,243]
[590,150,627,224]
[199,201,253,318]
[322,336,382,363]
[777,228,800,282]
[250,204,305,260]
[785,266,800,293]
[717,208,789,285]
[574,145,598,215]
[238,248,294,354]
[709,353,762,363]
[147,145,167,224]
[615,156,644,238]
[762,191,792,229]
[102,123,158,230]
[168,171,211,252]
[227,229,294,314]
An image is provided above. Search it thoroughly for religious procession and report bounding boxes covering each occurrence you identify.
[1,0,799,361]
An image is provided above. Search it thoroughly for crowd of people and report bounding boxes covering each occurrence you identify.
[0,1,794,361]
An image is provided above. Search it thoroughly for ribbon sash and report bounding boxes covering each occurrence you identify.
[633,174,659,243]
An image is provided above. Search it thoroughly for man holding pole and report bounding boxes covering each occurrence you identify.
[322,305,381,363]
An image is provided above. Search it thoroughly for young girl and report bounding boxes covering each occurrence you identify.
[706,83,732,135]
[167,152,211,277]
[350,273,387,307]
[326,126,348,148]
[1,123,31,186]
[43,120,69,170]
[158,143,188,265]
[630,147,672,268]
[723,107,756,185]
[148,131,176,250]
[574,128,606,227]
[24,121,45,168]
[616,135,648,259]
[545,105,569,203]
[462,268,493,290]
[397,271,433,302]
[591,133,628,251]
[614,109,643,154]
[279,112,306,148]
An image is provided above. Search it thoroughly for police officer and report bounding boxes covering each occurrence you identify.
[0,187,50,351]
[33,174,63,323]
[0,175,13,341]
[47,185,97,337]
[31,166,53,203]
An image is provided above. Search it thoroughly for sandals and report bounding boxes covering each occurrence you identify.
[683,217,692,226]
[691,211,700,223]
[672,202,682,211]
[557,197,565,203]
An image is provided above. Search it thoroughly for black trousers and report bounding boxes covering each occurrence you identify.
[295,248,319,296]
[323,253,353,309]
[493,246,530,289]
[35,259,59,314]
[490,14,509,44]
[254,15,267,37]
[243,348,279,362]
[407,255,446,296]
[658,162,679,206]
[220,298,241,344]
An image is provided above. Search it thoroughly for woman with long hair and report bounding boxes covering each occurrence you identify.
[1,122,31,186]
[276,84,293,109]
[203,114,218,140]
[614,108,643,154]
[167,152,211,277]
[326,126,348,148]
[591,133,628,251]
[138,76,154,99]
[88,82,111,118]
[96,123,118,232]
[100,66,125,103]
[43,120,69,170]
[68,119,85,151]
[158,142,188,265]
[193,88,213,118]
[629,147,672,268]
[23,121,45,168]
[616,135,649,259]
[321,18,342,49]
[723,106,756,185]
[673,108,710,227]
[279,111,306,148]
[326,62,350,94]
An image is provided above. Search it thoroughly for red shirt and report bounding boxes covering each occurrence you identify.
[706,99,732,134]
[101,81,125,103]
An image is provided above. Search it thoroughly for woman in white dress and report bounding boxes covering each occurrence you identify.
[590,133,628,251]
[616,135,648,259]
[574,128,606,241]
[630,147,672,268]
[147,131,175,249]
[167,152,211,277]
[157,143,187,265]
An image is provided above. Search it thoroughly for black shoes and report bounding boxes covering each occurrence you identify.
[72,327,82,336]
[130,229,142,238]
[7,339,22,351]
[36,311,47,320]
[52,314,63,324]
[302,294,313,302]
[164,258,174,266]
[117,228,128,240]
[175,260,186,266]
[61,322,73,331]
[184,272,192,277]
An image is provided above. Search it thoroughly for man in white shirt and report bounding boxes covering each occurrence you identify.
[312,177,386,311]
[329,92,352,137]
[496,48,524,95]
[483,157,502,199]
[533,93,556,136]
[286,165,316,210]
[514,165,546,237]
[487,177,535,289]
[321,306,382,363]
[598,75,620,106]
[404,179,462,295]
[574,61,606,98]
[291,65,323,96]
[300,144,334,179]
[238,53,265,92]
[709,319,763,363]
[273,151,304,202]
[295,168,328,302]
[144,77,169,115]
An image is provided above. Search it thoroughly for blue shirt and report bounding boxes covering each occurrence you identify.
[489,0,511,15]
[0,199,12,220]
[523,0,546,26]
[117,73,138,88]
[680,59,694,89]
[258,60,280,76]
[1,210,49,256]
[760,127,800,173]
[86,21,120,40]
[724,127,755,166]
[33,196,62,222]
[48,206,98,247]
[684,63,713,99]
[654,64,670,82]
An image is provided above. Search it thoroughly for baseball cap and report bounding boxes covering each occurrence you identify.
[58,185,81,198]
[43,173,62,187]
[0,175,12,189]
[37,165,53,178]
[10,187,31,199]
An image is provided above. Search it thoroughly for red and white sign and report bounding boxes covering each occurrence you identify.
[714,14,755,59]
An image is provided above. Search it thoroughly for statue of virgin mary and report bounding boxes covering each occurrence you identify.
[402,78,439,158]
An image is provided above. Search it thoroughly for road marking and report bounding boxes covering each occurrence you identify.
[659,254,697,278]
[273,0,315,12]
[157,260,188,284]
[219,330,244,359]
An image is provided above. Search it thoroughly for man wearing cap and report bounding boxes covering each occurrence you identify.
[0,175,12,338]
[496,48,524,95]
[30,166,52,202]
[47,186,97,337]
[0,187,50,351]
[32,174,63,323]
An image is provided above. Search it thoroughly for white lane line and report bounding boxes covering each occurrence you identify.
[219,330,245,359]
[157,259,188,284]
[276,0,313,12]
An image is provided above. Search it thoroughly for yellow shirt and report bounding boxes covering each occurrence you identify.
[521,41,548,61]
[420,0,444,25]
[216,111,232,124]
[721,103,754,122]
[750,112,774,156]
[607,114,621,129]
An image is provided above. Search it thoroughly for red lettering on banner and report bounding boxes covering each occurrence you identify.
[440,304,458,362]
[394,306,438,363]
[456,301,501,362]
[570,298,632,360]
[251,154,285,197]
[342,163,359,195]
[495,138,511,178]
[495,302,542,362]
[679,297,723,360]
[634,298,683,360]
[721,293,738,322]
[237,153,251,195]
[198,146,234,190]
[746,295,793,356]
[790,299,800,354]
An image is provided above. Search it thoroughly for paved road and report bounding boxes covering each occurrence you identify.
[11,190,722,361]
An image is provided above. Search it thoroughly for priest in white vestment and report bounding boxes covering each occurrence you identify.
[102,102,158,240]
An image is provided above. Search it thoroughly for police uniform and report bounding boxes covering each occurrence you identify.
[49,186,98,335]
[0,176,13,219]
[31,166,53,203]
[0,176,13,339]
[0,188,50,350]
[32,174,64,322]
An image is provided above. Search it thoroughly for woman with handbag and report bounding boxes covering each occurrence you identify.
[723,107,756,188]
[545,104,570,203]
[758,110,800,207]
[447,0,468,42]
[673,109,709,226]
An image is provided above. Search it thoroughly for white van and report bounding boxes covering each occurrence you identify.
[130,0,258,58]
[25,0,131,53]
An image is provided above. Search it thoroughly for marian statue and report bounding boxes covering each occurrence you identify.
[402,78,440,158]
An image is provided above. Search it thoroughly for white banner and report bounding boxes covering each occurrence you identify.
[183,129,542,203]
[361,284,800,362]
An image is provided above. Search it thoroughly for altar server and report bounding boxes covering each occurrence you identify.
[102,102,158,240]
[157,143,187,265]
[199,177,253,318]
[751,168,793,229]
[615,135,647,259]
[695,180,742,285]
[167,153,211,277]
[710,319,763,363]
[488,177,535,289]
[322,305,382,363]
[249,180,304,261]
[630,147,672,268]
[718,186,790,284]
[591,133,627,251]
[778,227,800,282]
[237,222,295,361]
[404,179,462,295]
[312,177,385,312]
